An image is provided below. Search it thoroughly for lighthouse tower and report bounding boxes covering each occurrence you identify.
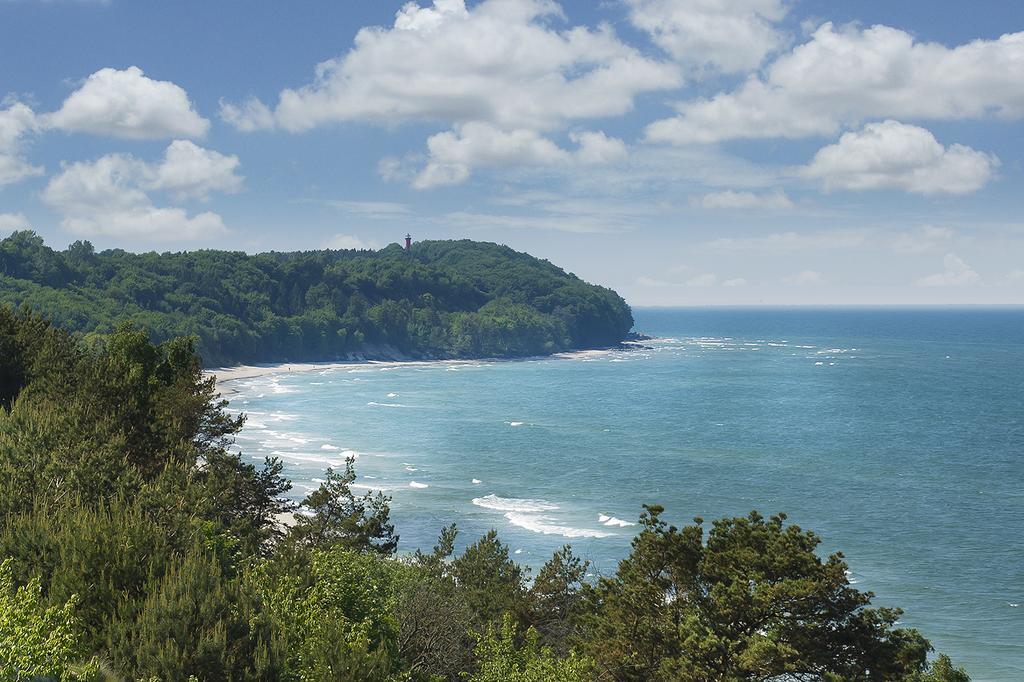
[404,234,412,251]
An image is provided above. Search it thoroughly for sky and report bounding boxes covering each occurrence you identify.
[1,0,1022,305]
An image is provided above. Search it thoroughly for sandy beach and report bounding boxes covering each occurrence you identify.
[208,348,616,390]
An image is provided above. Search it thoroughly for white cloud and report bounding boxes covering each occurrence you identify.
[637,269,745,288]
[146,140,243,200]
[782,270,824,286]
[442,209,621,234]
[415,123,568,188]
[708,229,866,252]
[915,253,981,287]
[646,23,1024,144]
[0,102,43,185]
[321,200,411,220]
[324,234,379,250]
[413,122,628,188]
[625,0,788,73]
[696,189,793,210]
[219,97,274,133]
[888,225,955,253]
[636,275,670,287]
[0,212,31,234]
[221,0,679,133]
[41,141,241,240]
[46,67,210,140]
[570,130,629,165]
[802,121,997,194]
[685,272,718,287]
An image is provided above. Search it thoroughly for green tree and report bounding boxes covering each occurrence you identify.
[288,457,398,554]
[907,655,971,682]
[0,558,99,681]
[527,545,590,651]
[401,525,476,680]
[0,234,634,366]
[107,549,280,681]
[585,507,933,681]
[466,614,594,682]
[452,530,526,629]
[248,546,408,681]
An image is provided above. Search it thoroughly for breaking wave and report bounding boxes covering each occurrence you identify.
[472,494,558,513]
[504,512,614,539]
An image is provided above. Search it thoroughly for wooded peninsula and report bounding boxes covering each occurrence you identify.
[0,232,633,366]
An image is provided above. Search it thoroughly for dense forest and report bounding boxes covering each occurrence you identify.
[0,232,633,366]
[0,308,970,680]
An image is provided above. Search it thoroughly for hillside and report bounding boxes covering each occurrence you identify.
[0,232,633,366]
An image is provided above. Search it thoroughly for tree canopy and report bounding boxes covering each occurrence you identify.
[0,232,634,366]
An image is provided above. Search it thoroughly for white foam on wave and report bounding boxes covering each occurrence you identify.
[352,482,393,492]
[247,420,268,430]
[340,449,360,459]
[321,444,338,450]
[268,381,296,395]
[270,451,343,467]
[404,465,418,472]
[598,514,635,527]
[387,392,399,398]
[504,512,614,539]
[506,421,524,427]
[472,494,558,513]
[472,478,482,484]
[367,401,406,408]
[409,481,429,489]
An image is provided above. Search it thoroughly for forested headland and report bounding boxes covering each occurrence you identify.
[0,231,633,366]
[0,308,970,680]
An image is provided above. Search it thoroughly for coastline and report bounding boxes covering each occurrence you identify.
[209,348,618,390]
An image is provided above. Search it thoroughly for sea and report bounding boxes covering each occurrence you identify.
[224,307,1024,680]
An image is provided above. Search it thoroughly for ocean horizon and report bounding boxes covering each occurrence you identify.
[224,306,1024,680]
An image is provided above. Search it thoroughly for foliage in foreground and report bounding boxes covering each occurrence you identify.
[0,232,634,365]
[0,559,99,681]
[0,307,969,680]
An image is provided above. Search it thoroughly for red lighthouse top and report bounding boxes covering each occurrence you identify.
[404,234,412,250]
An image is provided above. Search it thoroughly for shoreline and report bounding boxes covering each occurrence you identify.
[208,348,620,389]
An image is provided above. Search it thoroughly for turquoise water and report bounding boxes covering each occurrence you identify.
[226,308,1024,680]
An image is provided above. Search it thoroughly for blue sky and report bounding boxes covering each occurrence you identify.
[1,0,1022,305]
